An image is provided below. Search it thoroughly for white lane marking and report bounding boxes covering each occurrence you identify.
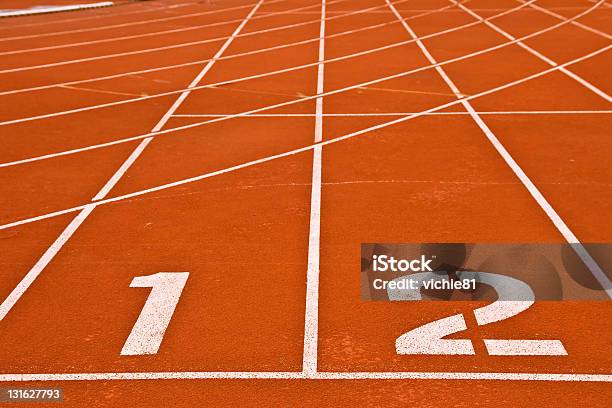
[302,0,325,379]
[396,314,475,355]
[0,0,525,123]
[0,0,553,150]
[522,0,612,39]
[458,1,611,102]
[0,0,290,42]
[0,0,354,56]
[170,110,612,117]
[1,44,608,241]
[0,371,609,382]
[387,0,612,297]
[0,1,264,321]
[484,340,568,356]
[121,272,189,356]
[0,0,460,97]
[0,0,403,71]
[0,2,113,18]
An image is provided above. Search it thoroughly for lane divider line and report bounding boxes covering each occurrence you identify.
[302,0,325,379]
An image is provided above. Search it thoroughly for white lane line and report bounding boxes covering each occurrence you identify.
[0,0,458,97]
[0,1,264,322]
[458,1,612,102]
[522,0,612,39]
[0,2,113,18]
[0,0,289,42]
[387,1,612,297]
[302,0,325,379]
[1,44,608,246]
[587,0,612,8]
[0,0,402,72]
[0,0,352,57]
[0,371,609,382]
[14,0,611,171]
[171,110,612,117]
[0,0,538,129]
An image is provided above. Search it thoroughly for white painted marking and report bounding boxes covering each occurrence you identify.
[5,0,584,166]
[303,0,325,378]
[484,340,568,356]
[390,271,565,356]
[0,0,355,56]
[0,0,403,71]
[457,1,611,102]
[0,0,456,97]
[1,45,609,240]
[387,0,612,297]
[0,1,263,321]
[522,0,612,39]
[0,2,112,18]
[0,0,534,125]
[121,272,189,356]
[0,370,607,382]
[170,110,612,117]
[396,314,475,355]
[0,0,290,42]
[465,272,566,356]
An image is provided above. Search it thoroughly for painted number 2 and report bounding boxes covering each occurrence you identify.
[388,272,567,356]
[121,272,189,356]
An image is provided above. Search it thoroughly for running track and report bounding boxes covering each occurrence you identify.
[0,0,611,406]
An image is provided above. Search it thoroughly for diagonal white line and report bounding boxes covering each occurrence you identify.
[457,1,611,102]
[0,0,265,322]
[170,110,612,117]
[0,45,608,237]
[0,0,457,97]
[521,0,612,39]
[0,0,350,57]
[0,0,532,127]
[0,0,290,42]
[0,0,397,73]
[386,0,612,297]
[303,0,325,379]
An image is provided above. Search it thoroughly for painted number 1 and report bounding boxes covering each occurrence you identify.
[121,272,189,356]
